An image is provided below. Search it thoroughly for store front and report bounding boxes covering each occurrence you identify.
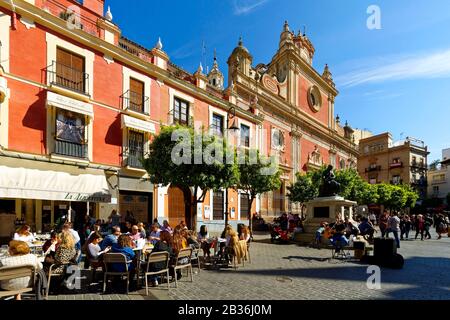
[0,156,112,238]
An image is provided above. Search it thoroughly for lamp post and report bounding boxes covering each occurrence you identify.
[224,106,239,228]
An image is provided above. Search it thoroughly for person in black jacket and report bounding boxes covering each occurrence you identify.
[424,214,433,239]
[147,231,173,287]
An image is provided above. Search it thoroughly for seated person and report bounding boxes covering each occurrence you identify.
[13,225,35,244]
[43,231,77,275]
[148,224,161,246]
[197,225,211,259]
[358,218,375,241]
[148,231,173,287]
[87,232,111,270]
[0,240,43,300]
[100,226,121,250]
[344,218,359,238]
[128,225,142,242]
[330,221,349,250]
[110,235,135,272]
[290,221,304,240]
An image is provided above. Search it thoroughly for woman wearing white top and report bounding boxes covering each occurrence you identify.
[13,225,35,243]
[87,232,110,267]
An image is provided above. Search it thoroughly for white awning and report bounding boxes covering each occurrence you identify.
[47,91,94,118]
[121,114,155,133]
[0,76,7,103]
[0,165,111,202]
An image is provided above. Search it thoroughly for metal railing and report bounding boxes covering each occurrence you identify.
[121,90,149,115]
[118,37,153,63]
[124,148,144,169]
[47,61,89,95]
[365,165,382,172]
[55,140,88,159]
[389,162,403,168]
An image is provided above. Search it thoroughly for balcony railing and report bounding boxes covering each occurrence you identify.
[47,61,89,95]
[390,162,403,168]
[55,140,88,159]
[390,179,403,185]
[123,148,144,169]
[118,37,153,63]
[365,165,382,172]
[411,161,426,169]
[121,90,149,115]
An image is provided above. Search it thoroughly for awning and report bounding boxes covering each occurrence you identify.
[121,114,155,133]
[0,76,7,103]
[47,91,94,118]
[0,165,111,203]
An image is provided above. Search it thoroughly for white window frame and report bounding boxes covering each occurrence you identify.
[238,119,253,149]
[168,88,195,125]
[122,66,151,116]
[209,189,226,221]
[208,105,227,137]
[122,128,150,171]
[46,32,95,97]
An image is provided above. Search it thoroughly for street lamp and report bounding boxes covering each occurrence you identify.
[224,106,240,228]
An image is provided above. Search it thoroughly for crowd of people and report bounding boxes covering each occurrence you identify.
[1,210,253,298]
[314,210,449,250]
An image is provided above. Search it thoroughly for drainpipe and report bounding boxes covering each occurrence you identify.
[9,0,17,30]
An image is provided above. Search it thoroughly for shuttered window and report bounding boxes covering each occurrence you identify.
[56,47,86,93]
[213,191,224,220]
[240,193,250,218]
[129,78,145,113]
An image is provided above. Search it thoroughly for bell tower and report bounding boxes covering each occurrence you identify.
[207,50,224,90]
[227,37,253,86]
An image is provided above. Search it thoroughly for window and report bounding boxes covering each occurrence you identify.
[240,124,250,148]
[271,128,284,149]
[129,78,145,113]
[213,191,224,220]
[211,113,224,137]
[128,131,144,168]
[392,175,401,185]
[369,177,377,185]
[55,109,87,158]
[173,97,189,125]
[55,47,86,94]
[432,186,439,196]
[240,193,250,218]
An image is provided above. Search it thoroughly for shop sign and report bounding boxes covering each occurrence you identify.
[64,193,112,203]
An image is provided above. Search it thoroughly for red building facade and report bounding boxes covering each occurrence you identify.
[0,0,357,234]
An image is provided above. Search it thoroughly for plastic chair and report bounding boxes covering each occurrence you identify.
[103,253,131,294]
[143,251,170,295]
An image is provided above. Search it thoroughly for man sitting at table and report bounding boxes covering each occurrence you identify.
[128,225,142,242]
[148,224,161,246]
[101,226,121,250]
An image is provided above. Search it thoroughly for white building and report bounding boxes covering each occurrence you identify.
[427,148,450,203]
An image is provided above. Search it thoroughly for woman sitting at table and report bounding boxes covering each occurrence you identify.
[0,240,43,300]
[13,225,35,244]
[172,226,188,280]
[87,232,111,270]
[44,231,77,275]
[148,231,173,287]
[42,231,59,267]
[111,235,135,273]
[238,225,251,242]
[197,225,211,260]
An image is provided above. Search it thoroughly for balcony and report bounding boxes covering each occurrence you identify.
[390,162,403,169]
[47,61,89,96]
[411,161,426,169]
[55,140,88,159]
[365,165,382,172]
[390,179,403,185]
[121,90,149,115]
[123,148,145,169]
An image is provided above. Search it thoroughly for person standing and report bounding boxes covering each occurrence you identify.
[414,214,425,240]
[379,211,389,238]
[435,214,447,240]
[424,214,433,240]
[369,212,377,226]
[386,212,401,248]
[400,215,412,240]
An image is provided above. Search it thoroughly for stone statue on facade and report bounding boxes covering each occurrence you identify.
[319,165,340,197]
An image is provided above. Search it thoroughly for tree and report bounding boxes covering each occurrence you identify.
[387,185,407,211]
[287,173,318,216]
[376,183,392,209]
[142,125,238,231]
[237,149,282,235]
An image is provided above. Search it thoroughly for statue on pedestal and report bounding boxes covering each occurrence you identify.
[319,165,340,197]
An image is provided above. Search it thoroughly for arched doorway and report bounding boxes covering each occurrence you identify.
[168,186,186,226]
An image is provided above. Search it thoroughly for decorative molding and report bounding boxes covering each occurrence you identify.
[103,54,114,64]
[20,17,36,29]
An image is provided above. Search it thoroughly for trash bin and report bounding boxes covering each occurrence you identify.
[353,241,366,260]
[374,237,397,260]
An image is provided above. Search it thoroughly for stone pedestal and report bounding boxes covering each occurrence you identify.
[296,196,357,244]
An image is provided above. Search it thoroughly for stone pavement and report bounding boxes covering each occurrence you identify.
[47,230,450,300]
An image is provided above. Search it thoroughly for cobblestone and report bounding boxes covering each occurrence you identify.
[46,230,450,300]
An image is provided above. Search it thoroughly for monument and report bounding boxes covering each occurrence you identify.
[296,165,357,244]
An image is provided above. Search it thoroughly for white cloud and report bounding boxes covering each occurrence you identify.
[233,0,268,15]
[336,49,450,88]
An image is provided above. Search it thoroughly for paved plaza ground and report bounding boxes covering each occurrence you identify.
[47,230,450,301]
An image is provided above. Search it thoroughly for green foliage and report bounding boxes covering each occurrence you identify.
[287,173,318,204]
[237,149,282,199]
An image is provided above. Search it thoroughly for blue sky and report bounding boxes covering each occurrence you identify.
[106,0,449,162]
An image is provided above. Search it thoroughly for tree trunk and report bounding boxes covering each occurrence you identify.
[224,188,229,228]
[248,195,255,238]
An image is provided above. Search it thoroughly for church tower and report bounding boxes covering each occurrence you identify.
[207,50,224,90]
